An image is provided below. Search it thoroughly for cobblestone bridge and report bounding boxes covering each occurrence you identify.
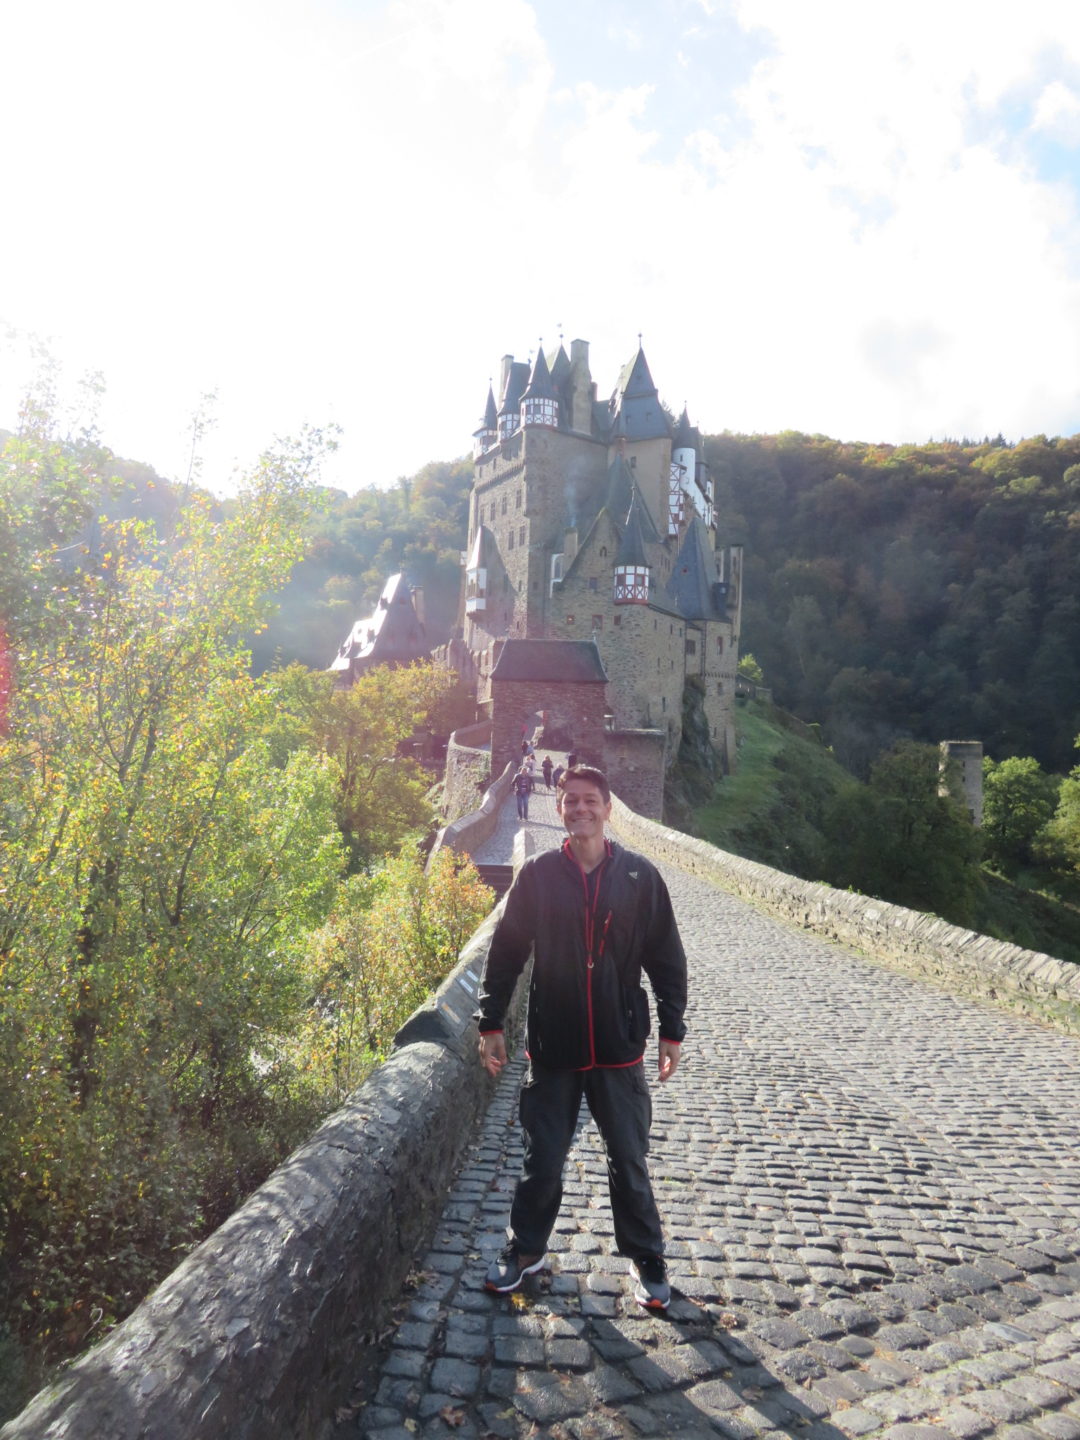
[350,773,1080,1440]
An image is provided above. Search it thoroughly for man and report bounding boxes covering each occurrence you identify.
[476,766,687,1310]
[512,765,532,820]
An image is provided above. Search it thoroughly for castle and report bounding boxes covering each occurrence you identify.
[453,337,743,817]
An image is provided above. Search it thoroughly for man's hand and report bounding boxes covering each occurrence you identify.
[657,1040,680,1083]
[479,1032,508,1078]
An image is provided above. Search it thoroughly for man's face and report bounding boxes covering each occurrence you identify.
[558,778,612,840]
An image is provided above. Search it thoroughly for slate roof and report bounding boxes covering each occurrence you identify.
[672,405,700,451]
[614,486,655,569]
[476,384,498,432]
[549,344,571,390]
[664,515,723,621]
[608,346,671,441]
[465,524,494,570]
[498,361,530,418]
[329,573,428,674]
[491,639,608,684]
[521,346,556,401]
[603,454,636,524]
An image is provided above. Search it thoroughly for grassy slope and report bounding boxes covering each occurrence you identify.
[677,698,1080,966]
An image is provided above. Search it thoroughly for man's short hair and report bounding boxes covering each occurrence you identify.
[557,764,610,804]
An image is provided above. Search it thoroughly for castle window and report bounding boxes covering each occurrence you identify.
[501,496,508,515]
[629,456,637,470]
[717,636,724,653]
[685,640,696,656]
[717,682,723,694]
[567,614,575,624]
[508,530,514,550]
[600,546,607,558]
[519,525,526,545]
[588,577,597,591]
[592,615,603,631]
[521,396,558,428]
[614,614,621,626]
[661,695,666,711]
[516,490,522,510]
[489,502,496,522]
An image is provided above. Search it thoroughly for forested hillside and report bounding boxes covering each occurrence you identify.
[248,459,473,675]
[709,431,1080,775]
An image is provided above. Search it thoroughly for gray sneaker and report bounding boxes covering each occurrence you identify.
[629,1255,670,1310]
[485,1244,545,1293]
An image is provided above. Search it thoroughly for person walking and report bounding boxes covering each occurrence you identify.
[476,765,687,1310]
[512,765,532,820]
[541,755,553,790]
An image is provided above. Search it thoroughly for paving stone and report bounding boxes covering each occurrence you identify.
[933,1402,994,1439]
[835,1407,887,1436]
[1033,1415,1080,1440]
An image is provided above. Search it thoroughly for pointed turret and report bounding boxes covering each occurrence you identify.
[472,383,498,458]
[671,404,713,530]
[613,486,653,605]
[664,515,722,620]
[520,346,559,428]
[498,359,530,441]
[608,344,670,441]
[672,405,699,452]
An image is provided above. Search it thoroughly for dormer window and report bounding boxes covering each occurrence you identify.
[465,566,487,613]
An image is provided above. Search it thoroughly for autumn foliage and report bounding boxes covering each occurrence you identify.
[0,393,491,1410]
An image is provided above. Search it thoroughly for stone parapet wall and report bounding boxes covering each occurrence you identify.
[0,915,519,1440]
[603,730,666,819]
[443,721,495,823]
[433,761,515,860]
[609,797,1080,1037]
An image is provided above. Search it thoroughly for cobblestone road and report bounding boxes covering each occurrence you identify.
[349,793,1080,1440]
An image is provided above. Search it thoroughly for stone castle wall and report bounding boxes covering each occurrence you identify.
[490,676,606,778]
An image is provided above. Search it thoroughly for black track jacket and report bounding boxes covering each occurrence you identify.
[475,840,687,1070]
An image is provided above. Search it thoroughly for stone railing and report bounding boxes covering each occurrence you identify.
[432,760,515,861]
[442,720,493,822]
[0,910,520,1440]
[610,797,1080,1037]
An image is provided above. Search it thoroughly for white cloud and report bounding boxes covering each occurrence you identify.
[3,0,1080,494]
[1031,79,1080,144]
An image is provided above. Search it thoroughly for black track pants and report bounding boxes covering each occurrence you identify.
[508,1061,664,1260]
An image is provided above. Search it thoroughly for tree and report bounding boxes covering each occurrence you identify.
[0,421,348,1374]
[260,660,459,866]
[297,848,492,1105]
[826,741,982,924]
[981,756,1058,872]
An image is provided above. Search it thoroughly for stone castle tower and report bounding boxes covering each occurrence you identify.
[459,338,742,812]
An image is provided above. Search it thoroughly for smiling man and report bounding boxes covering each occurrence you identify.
[476,765,688,1310]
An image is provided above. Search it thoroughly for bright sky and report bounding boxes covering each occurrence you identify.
[3,0,1080,495]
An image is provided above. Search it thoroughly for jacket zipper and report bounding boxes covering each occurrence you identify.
[566,839,611,1069]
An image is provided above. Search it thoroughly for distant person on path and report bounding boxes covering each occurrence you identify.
[541,755,553,789]
[512,765,532,820]
[551,763,564,792]
[476,765,688,1310]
